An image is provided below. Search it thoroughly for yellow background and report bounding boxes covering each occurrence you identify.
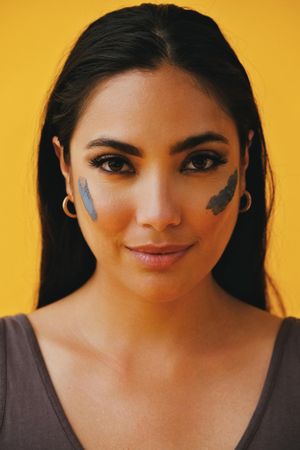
[0,0,299,317]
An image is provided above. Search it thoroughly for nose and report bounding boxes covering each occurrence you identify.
[135,172,181,231]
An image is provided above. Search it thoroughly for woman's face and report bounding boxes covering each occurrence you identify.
[53,64,252,301]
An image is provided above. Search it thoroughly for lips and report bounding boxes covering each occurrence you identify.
[125,243,194,254]
[126,244,194,269]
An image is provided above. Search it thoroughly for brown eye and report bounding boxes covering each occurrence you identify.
[182,152,227,172]
[88,151,227,175]
[88,155,133,173]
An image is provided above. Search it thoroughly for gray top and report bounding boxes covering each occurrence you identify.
[0,313,300,450]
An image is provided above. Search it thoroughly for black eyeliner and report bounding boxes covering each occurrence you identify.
[88,151,228,173]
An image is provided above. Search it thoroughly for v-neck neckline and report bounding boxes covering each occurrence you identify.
[17,313,294,450]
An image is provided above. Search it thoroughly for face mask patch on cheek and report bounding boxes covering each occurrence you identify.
[206,169,238,215]
[78,177,97,221]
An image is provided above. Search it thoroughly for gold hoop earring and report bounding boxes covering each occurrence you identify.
[239,190,252,213]
[62,195,77,218]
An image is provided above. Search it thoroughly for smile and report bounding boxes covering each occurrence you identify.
[126,245,194,270]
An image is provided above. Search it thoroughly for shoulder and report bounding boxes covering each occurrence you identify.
[25,297,83,363]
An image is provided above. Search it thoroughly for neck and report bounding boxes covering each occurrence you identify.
[73,268,239,364]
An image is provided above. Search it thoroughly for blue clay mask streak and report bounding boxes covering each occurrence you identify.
[78,177,97,221]
[206,169,238,215]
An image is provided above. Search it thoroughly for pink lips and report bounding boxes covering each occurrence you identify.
[125,243,194,269]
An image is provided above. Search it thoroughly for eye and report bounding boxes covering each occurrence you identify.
[88,151,227,174]
[88,154,133,174]
[181,151,227,172]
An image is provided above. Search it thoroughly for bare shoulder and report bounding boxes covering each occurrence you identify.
[239,302,284,334]
[26,295,79,349]
[226,298,285,357]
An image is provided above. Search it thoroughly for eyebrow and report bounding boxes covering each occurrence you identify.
[85,131,229,157]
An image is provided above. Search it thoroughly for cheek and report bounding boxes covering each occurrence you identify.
[186,168,239,223]
[96,197,129,237]
[205,169,238,215]
[77,177,129,236]
[189,183,239,268]
[75,177,129,261]
[197,202,238,246]
[184,169,239,266]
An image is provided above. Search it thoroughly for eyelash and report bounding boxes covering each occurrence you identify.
[88,151,227,174]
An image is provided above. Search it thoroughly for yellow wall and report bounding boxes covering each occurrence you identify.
[0,0,299,317]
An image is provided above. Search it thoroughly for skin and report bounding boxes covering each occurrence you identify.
[51,63,256,371]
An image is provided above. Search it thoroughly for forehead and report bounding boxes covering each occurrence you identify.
[71,64,238,150]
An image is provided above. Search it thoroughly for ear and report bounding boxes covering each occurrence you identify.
[240,130,254,193]
[52,136,74,199]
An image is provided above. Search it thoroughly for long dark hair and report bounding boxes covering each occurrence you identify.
[35,3,285,315]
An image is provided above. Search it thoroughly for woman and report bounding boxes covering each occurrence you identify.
[1,3,299,449]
